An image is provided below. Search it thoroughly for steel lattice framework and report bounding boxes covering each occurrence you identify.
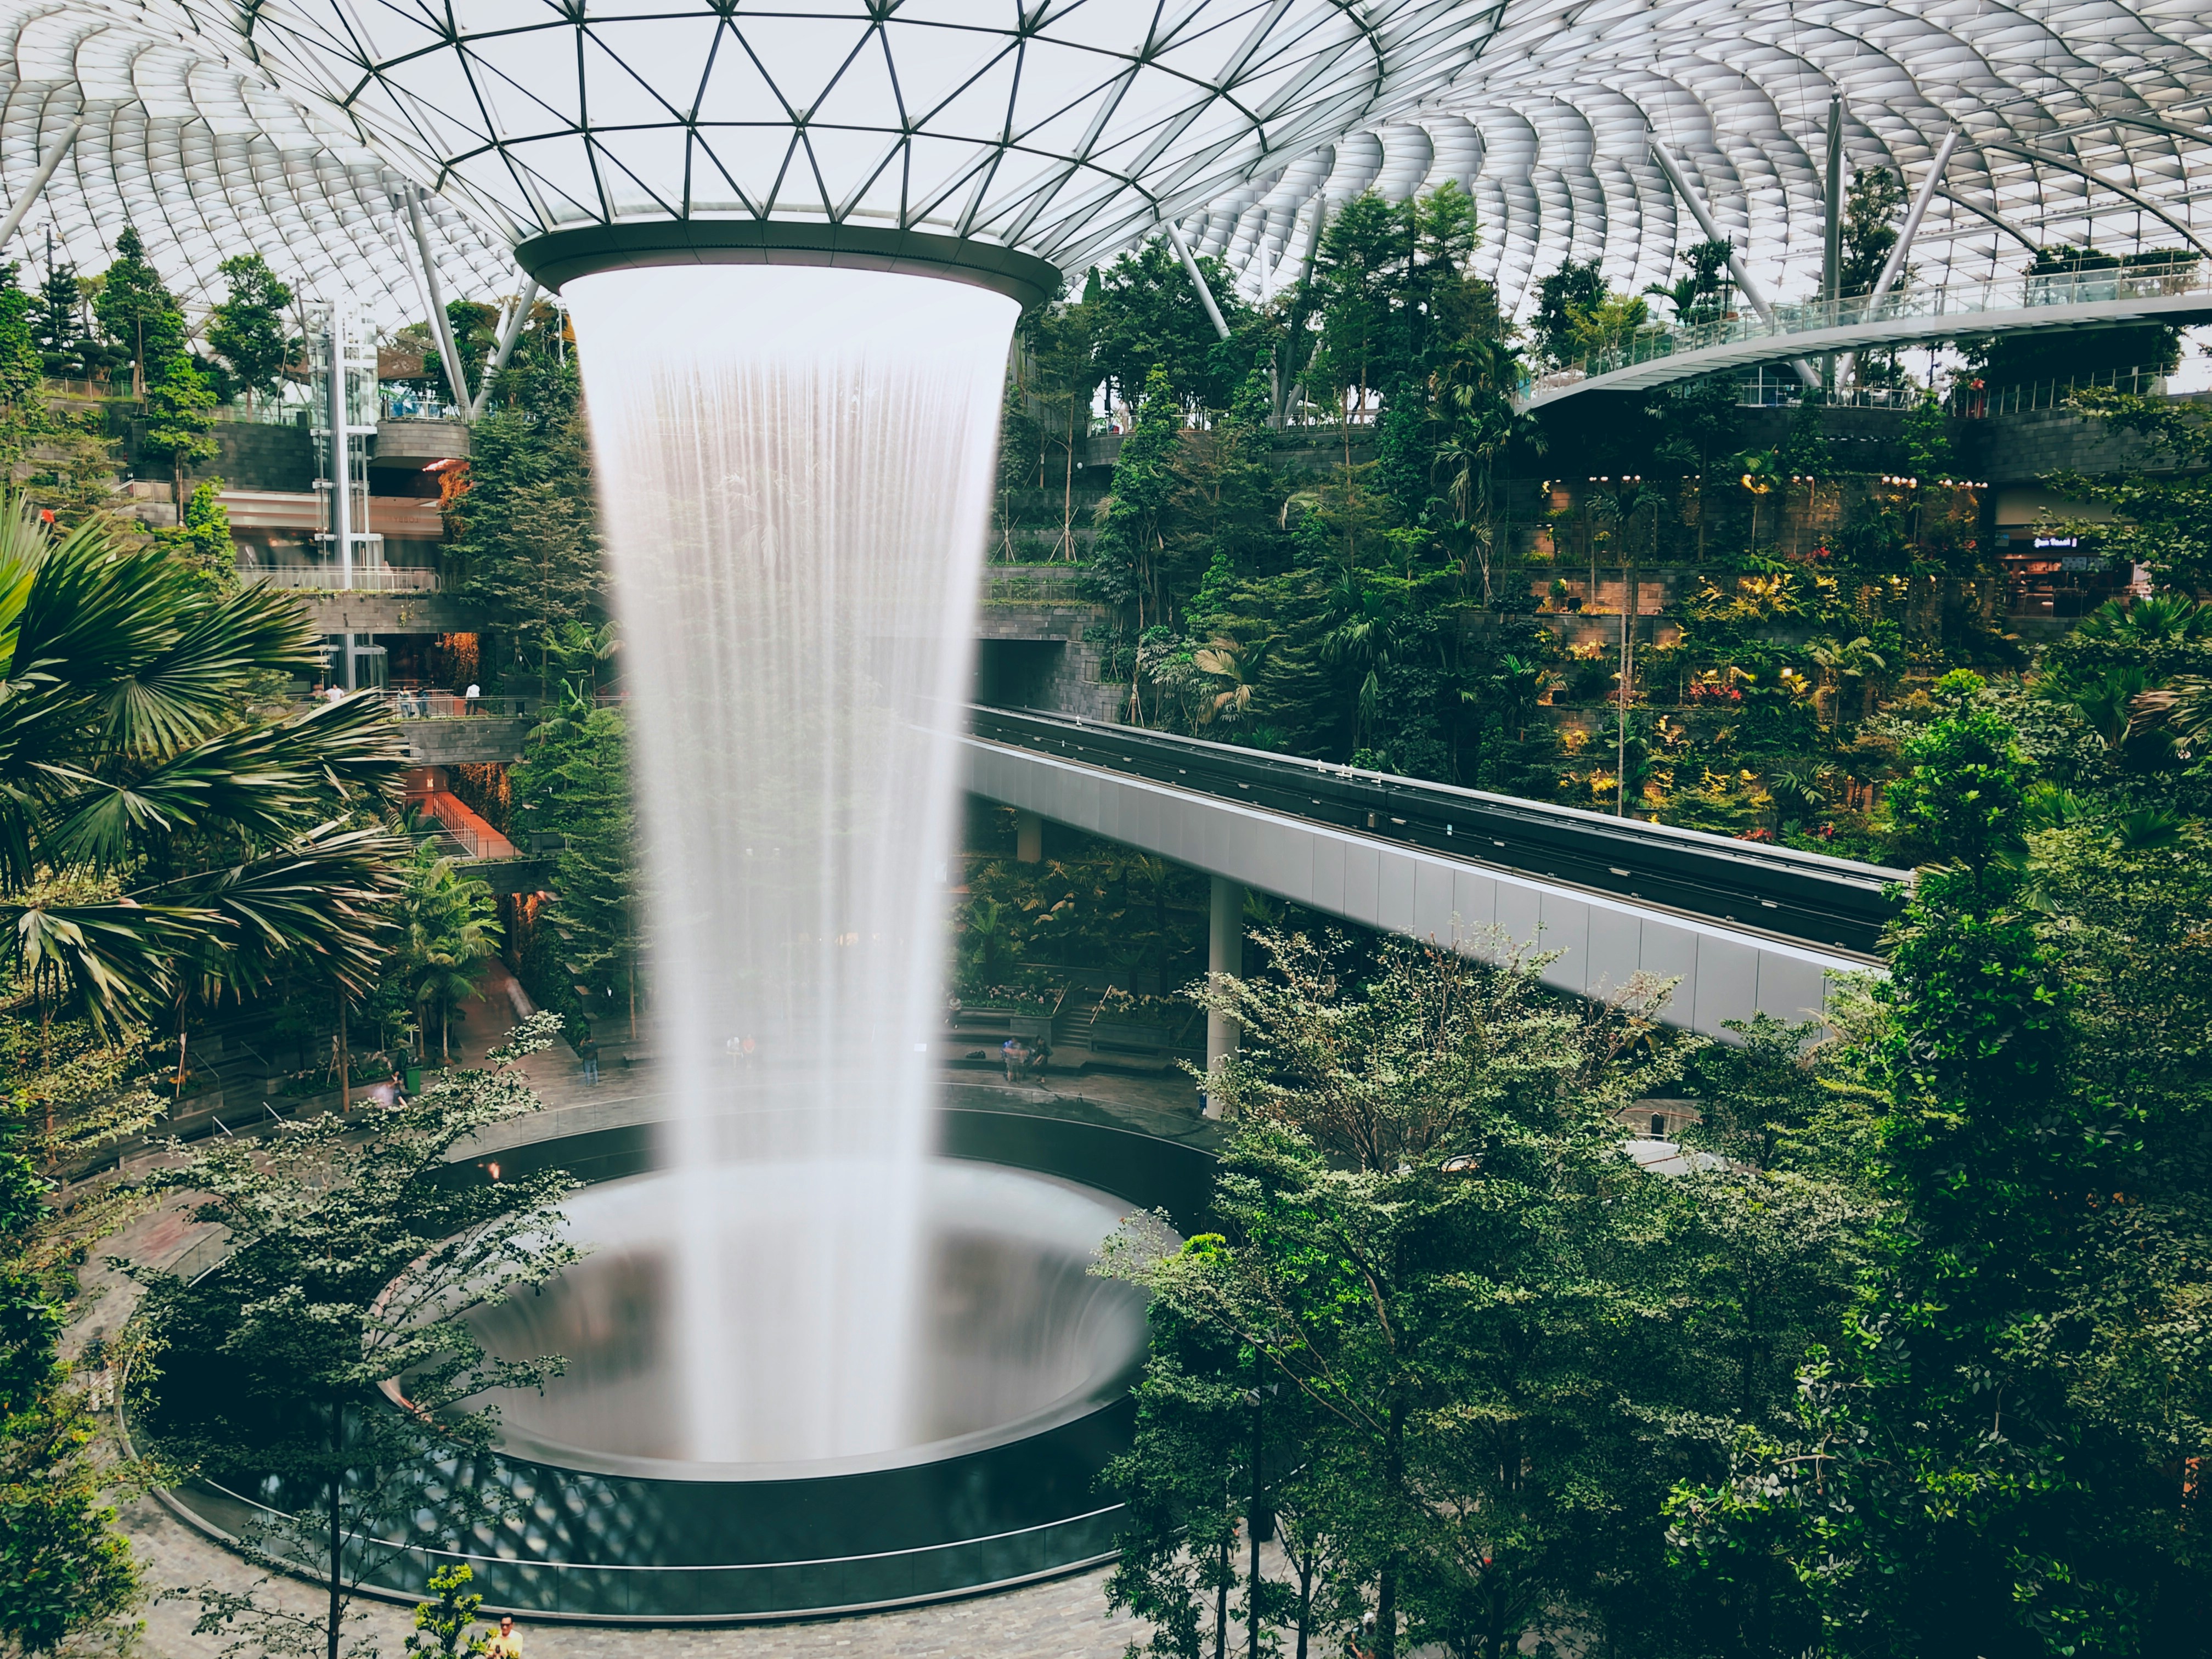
[1180,0,2212,317]
[0,0,511,325]
[0,0,2205,325]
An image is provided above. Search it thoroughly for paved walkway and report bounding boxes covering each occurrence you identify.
[92,978,1203,1656]
[123,1497,1146,1657]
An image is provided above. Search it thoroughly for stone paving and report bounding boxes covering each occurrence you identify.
[97,973,1203,1656]
[124,1497,1147,1657]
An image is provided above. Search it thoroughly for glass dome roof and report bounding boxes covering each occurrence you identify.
[0,0,512,326]
[217,0,1491,287]
[1177,0,2212,316]
[0,0,2205,325]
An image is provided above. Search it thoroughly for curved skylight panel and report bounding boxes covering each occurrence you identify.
[226,0,1494,273]
[1173,0,2212,321]
[0,0,514,330]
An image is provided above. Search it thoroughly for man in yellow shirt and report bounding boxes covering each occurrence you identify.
[485,1615,522,1658]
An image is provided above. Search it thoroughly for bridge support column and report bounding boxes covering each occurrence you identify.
[1205,876,1243,1119]
[1015,809,1043,863]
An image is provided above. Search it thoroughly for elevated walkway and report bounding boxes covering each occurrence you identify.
[1527,263,2212,408]
[960,707,1908,1036]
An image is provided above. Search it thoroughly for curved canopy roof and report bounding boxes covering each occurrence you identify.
[0,0,511,327]
[0,1,2207,330]
[218,0,1488,279]
[1180,0,2212,317]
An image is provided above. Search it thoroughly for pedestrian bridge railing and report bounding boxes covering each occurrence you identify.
[1529,259,2212,405]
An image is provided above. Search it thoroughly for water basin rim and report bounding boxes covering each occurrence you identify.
[435,1152,1167,1481]
[517,221,1061,308]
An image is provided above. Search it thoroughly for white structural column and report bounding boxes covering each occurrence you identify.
[1841,129,1961,385]
[469,277,540,419]
[1648,137,1822,390]
[1205,874,1244,1118]
[404,185,473,415]
[324,311,354,659]
[0,117,81,253]
[1165,220,1234,342]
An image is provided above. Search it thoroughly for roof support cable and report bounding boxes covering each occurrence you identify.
[468,277,539,420]
[1647,134,1821,389]
[0,117,83,255]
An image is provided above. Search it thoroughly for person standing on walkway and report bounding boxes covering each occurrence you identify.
[486,1615,522,1658]
[464,680,481,715]
[579,1032,600,1085]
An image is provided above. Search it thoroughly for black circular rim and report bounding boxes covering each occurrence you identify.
[516,221,1063,309]
[136,1105,1211,1623]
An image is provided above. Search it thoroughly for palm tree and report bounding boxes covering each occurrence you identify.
[1192,634,1274,726]
[2036,661,2165,753]
[1430,337,1545,603]
[0,498,409,1039]
[2072,592,2212,647]
[393,847,501,1063]
[1735,449,1781,545]
[1809,635,1890,722]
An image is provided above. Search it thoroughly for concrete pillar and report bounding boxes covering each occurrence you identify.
[1015,809,1043,863]
[1205,875,1243,1119]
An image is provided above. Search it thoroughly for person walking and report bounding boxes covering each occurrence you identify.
[579,1031,600,1086]
[464,680,481,715]
[486,1614,523,1657]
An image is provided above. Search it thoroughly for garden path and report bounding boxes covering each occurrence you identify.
[89,973,1207,1656]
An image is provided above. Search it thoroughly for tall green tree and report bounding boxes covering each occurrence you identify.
[390,845,501,1064]
[1091,238,1252,415]
[140,352,218,515]
[1095,364,1185,642]
[0,1147,142,1656]
[206,255,295,405]
[154,477,238,594]
[90,229,183,397]
[446,357,603,691]
[1671,679,2212,1658]
[136,1017,578,1659]
[1111,930,1701,1659]
[512,699,640,1042]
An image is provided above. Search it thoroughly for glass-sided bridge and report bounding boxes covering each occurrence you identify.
[1526,261,2212,407]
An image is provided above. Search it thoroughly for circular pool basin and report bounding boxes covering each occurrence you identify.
[145,1106,1212,1622]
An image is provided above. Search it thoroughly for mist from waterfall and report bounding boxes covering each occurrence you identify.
[563,266,1014,1465]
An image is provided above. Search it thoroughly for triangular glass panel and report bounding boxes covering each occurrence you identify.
[729,15,874,120]
[695,26,794,126]
[878,16,1014,126]
[807,26,902,133]
[462,30,585,135]
[582,19,723,125]
[693,126,802,216]
[590,126,689,216]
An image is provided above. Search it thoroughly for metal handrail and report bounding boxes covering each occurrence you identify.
[249,566,442,592]
[966,702,1908,956]
[376,689,539,720]
[1541,260,2212,395]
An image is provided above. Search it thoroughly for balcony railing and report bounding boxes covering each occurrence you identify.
[1536,258,2212,397]
[377,689,541,721]
[248,565,442,592]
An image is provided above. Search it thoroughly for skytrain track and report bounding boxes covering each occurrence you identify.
[966,706,1909,960]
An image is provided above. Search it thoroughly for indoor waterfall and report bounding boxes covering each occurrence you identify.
[562,266,1017,1465]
